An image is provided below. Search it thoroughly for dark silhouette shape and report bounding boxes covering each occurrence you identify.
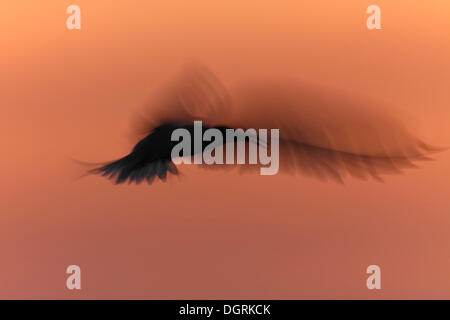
[90,123,231,184]
[85,64,442,184]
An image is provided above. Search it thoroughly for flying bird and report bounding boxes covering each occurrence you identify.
[84,65,442,184]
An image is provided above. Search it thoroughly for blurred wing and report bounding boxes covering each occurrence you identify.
[276,137,436,183]
[131,64,231,139]
[197,134,437,183]
[206,79,443,182]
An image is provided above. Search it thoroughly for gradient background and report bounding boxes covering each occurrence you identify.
[1,0,450,299]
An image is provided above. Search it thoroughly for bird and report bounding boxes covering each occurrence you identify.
[83,64,442,185]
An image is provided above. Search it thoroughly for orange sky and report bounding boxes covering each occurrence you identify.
[1,0,450,299]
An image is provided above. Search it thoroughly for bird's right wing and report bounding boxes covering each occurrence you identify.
[218,79,443,182]
[274,136,436,183]
[197,130,438,183]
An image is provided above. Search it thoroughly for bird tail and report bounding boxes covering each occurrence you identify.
[77,155,179,184]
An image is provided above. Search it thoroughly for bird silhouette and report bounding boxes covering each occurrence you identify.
[85,64,442,184]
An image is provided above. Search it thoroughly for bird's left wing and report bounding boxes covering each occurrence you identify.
[131,64,231,139]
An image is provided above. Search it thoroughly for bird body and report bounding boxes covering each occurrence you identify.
[91,122,233,184]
